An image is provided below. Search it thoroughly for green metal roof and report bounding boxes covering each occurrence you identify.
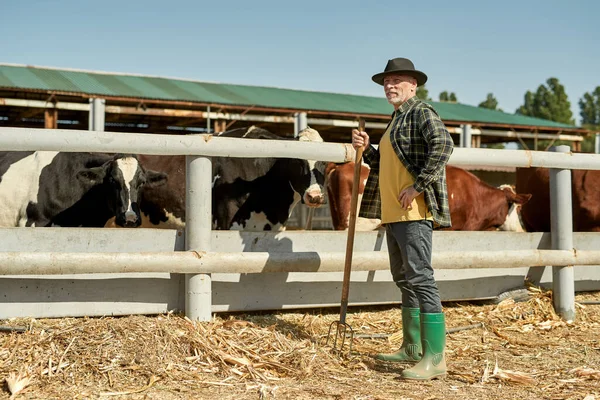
[0,64,579,130]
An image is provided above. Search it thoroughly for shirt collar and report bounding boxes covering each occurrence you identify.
[396,96,420,115]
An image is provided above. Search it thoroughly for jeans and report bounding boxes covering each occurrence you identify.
[386,220,442,313]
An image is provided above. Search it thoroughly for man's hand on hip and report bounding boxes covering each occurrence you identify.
[399,186,420,210]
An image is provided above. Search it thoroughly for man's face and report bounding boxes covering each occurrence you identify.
[383,74,417,106]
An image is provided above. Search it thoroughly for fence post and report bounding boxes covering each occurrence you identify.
[549,145,575,321]
[595,132,600,154]
[185,155,213,321]
[89,98,105,131]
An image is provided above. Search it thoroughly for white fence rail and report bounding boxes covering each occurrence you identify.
[1,249,600,275]
[0,127,353,162]
[1,127,600,321]
[3,127,600,169]
[451,147,600,170]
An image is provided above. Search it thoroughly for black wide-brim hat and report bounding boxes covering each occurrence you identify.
[372,57,428,87]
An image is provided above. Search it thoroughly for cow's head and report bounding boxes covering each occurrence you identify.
[77,154,168,228]
[326,161,373,230]
[497,184,532,232]
[291,127,327,208]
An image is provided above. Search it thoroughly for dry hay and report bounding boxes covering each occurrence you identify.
[0,288,599,400]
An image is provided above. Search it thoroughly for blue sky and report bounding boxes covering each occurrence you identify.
[2,0,598,124]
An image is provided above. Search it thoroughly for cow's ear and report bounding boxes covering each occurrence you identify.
[516,193,532,205]
[145,170,168,187]
[77,166,107,186]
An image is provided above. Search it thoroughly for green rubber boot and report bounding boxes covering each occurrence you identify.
[401,313,447,380]
[375,307,422,363]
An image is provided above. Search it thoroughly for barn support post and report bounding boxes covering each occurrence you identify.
[550,145,575,321]
[294,112,309,228]
[595,133,600,154]
[89,98,105,131]
[294,112,307,138]
[44,108,58,129]
[460,124,472,148]
[206,106,211,133]
[185,155,213,321]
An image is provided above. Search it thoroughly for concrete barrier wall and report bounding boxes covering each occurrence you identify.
[1,229,599,318]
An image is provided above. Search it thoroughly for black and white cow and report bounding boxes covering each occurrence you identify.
[131,126,327,231]
[0,151,167,227]
[215,126,326,230]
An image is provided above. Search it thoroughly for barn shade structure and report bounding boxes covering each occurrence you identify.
[0,63,590,150]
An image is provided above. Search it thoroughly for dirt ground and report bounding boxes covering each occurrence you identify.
[1,288,599,400]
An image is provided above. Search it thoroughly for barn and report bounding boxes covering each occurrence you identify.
[0,64,587,143]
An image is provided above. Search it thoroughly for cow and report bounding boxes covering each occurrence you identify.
[0,152,167,228]
[516,167,600,232]
[325,161,383,231]
[445,166,531,231]
[326,162,531,231]
[130,126,327,231]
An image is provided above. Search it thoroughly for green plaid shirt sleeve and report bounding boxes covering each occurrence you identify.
[413,107,454,193]
[358,144,382,219]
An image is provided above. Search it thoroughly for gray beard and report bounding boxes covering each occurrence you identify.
[389,96,405,107]
[389,92,415,107]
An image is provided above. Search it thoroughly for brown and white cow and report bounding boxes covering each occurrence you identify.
[445,166,531,231]
[516,167,600,232]
[126,126,327,231]
[326,163,531,231]
[325,161,382,231]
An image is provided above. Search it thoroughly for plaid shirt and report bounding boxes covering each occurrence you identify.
[360,96,454,228]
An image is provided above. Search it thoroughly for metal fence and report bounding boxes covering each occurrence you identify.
[1,127,600,322]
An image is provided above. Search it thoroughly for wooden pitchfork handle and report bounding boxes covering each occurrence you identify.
[338,118,365,324]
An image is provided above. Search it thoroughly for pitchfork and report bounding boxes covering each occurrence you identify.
[326,118,365,356]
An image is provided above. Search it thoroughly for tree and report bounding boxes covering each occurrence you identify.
[580,135,597,153]
[416,85,431,101]
[516,77,574,125]
[478,93,502,111]
[578,87,600,153]
[439,91,457,102]
[579,86,600,126]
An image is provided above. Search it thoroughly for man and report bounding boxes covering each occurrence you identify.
[352,58,453,380]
